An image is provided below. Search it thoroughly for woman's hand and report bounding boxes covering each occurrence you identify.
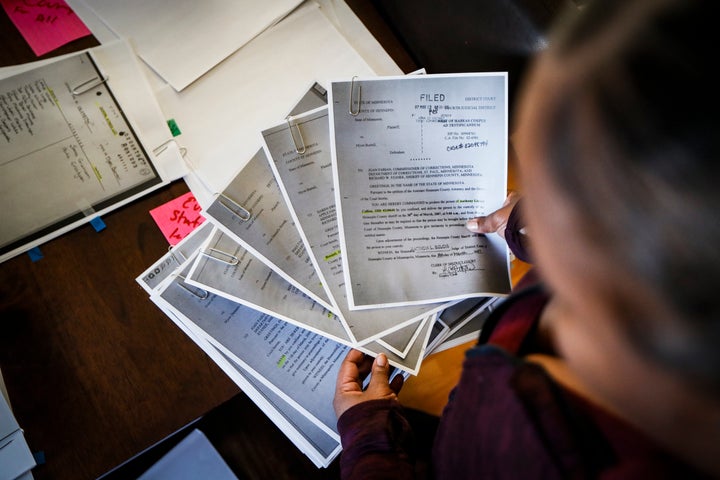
[333,349,404,419]
[465,191,521,238]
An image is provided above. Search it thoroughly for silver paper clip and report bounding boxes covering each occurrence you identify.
[72,75,109,96]
[175,274,208,299]
[286,116,306,154]
[168,245,188,265]
[201,248,239,266]
[349,76,361,116]
[217,193,251,222]
[153,139,188,158]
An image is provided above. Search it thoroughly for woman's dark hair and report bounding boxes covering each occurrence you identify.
[542,0,720,393]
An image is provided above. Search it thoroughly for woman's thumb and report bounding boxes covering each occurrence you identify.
[369,354,391,385]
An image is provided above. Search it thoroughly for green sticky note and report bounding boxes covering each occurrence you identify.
[167,118,181,137]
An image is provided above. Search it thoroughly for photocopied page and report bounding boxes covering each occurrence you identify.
[437,296,495,334]
[374,316,428,358]
[138,248,341,468]
[152,263,348,450]
[359,315,435,375]
[202,148,332,311]
[136,222,215,294]
[433,311,486,353]
[211,348,342,467]
[329,73,512,309]
[186,228,436,371]
[186,228,353,344]
[201,83,331,307]
[0,39,185,264]
[160,308,341,469]
[262,105,448,345]
[432,297,499,351]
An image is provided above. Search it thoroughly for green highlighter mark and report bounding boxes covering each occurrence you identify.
[277,355,287,368]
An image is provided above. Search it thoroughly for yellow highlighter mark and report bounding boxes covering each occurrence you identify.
[98,105,117,135]
[277,355,287,368]
[324,250,341,261]
[361,209,396,215]
[92,165,102,182]
[47,87,60,107]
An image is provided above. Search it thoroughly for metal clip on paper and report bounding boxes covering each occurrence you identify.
[286,116,306,154]
[71,75,109,96]
[175,274,208,299]
[168,245,188,265]
[153,139,188,158]
[201,248,240,266]
[217,193,251,222]
[349,76,361,116]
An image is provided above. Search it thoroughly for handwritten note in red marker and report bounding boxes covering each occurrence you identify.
[0,0,92,56]
[150,192,206,246]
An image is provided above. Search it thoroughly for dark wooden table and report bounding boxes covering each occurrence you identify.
[0,1,561,477]
[0,3,416,479]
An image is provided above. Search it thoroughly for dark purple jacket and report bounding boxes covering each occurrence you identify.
[337,207,708,479]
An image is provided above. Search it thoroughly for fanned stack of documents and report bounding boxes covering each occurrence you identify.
[2,0,514,468]
[136,71,512,466]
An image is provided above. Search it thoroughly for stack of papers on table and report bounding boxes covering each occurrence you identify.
[0,39,187,264]
[0,390,36,480]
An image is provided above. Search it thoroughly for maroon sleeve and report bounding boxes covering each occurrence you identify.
[337,398,415,480]
[504,199,531,263]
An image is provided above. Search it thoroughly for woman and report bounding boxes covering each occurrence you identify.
[333,0,720,477]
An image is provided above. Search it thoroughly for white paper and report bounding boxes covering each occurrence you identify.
[314,0,401,77]
[329,73,512,309]
[137,429,238,480]
[80,0,303,91]
[153,1,396,206]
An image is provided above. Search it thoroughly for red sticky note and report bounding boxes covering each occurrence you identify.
[1,0,92,57]
[149,192,206,246]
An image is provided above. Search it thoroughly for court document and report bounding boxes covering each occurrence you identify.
[186,229,436,371]
[153,263,345,462]
[186,227,351,344]
[0,41,184,263]
[262,106,448,345]
[137,231,341,467]
[329,73,513,309]
[202,148,332,311]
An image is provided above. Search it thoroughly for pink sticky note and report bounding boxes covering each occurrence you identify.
[1,0,92,57]
[149,192,206,246]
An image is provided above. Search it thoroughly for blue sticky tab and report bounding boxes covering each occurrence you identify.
[33,451,46,465]
[90,217,106,232]
[27,247,43,262]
